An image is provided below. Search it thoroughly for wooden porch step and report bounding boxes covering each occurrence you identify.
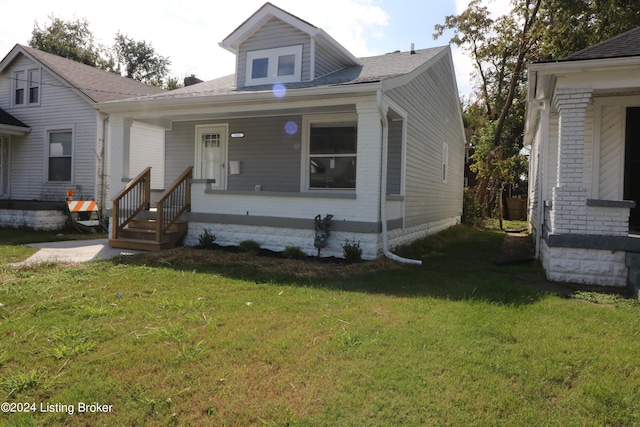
[108,237,174,252]
[110,220,188,252]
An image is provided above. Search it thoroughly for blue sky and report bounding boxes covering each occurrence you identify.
[1,0,511,97]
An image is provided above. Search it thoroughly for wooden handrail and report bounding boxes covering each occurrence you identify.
[112,167,151,240]
[154,166,193,243]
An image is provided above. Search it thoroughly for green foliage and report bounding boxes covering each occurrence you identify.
[29,15,177,88]
[282,245,306,260]
[341,238,363,263]
[197,228,217,249]
[239,240,261,252]
[29,15,112,69]
[113,32,171,86]
[439,0,640,217]
[462,188,484,226]
[538,0,640,61]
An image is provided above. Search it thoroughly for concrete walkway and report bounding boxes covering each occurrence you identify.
[14,239,141,266]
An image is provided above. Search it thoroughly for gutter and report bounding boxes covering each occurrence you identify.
[376,90,422,265]
[94,82,383,114]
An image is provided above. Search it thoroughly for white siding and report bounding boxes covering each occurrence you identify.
[386,53,465,228]
[130,121,165,189]
[237,17,311,87]
[598,105,623,200]
[1,55,97,202]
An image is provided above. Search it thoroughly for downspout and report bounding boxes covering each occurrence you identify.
[377,90,422,265]
[98,114,108,216]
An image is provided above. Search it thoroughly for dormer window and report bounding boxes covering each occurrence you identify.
[245,45,302,86]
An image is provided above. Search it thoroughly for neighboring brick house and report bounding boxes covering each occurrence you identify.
[0,44,164,230]
[99,2,466,260]
[526,27,640,288]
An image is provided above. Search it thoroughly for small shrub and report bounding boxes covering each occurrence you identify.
[198,228,217,249]
[341,238,362,263]
[239,240,261,252]
[282,245,306,260]
[462,187,484,226]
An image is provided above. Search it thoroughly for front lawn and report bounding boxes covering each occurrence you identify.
[0,225,638,426]
[0,227,108,265]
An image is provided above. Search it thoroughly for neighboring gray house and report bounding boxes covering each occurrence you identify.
[526,27,640,289]
[0,44,164,230]
[100,2,466,260]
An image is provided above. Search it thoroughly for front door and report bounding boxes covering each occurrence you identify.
[196,125,228,189]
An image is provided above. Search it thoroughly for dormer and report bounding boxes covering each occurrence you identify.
[219,2,361,88]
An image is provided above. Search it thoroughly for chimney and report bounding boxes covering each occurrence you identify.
[184,74,203,87]
[410,43,416,54]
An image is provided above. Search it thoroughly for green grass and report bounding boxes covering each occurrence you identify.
[0,225,639,426]
[0,227,108,264]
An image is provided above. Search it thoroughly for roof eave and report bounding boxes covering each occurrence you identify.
[530,55,640,76]
[220,2,319,54]
[95,82,382,114]
[0,124,31,136]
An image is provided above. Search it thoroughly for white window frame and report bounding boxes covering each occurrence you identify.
[13,67,41,107]
[442,142,449,183]
[45,126,74,183]
[301,113,358,192]
[13,70,25,106]
[28,68,41,105]
[245,45,303,86]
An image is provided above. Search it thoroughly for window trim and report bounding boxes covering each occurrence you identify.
[245,45,303,86]
[45,126,74,183]
[301,113,358,192]
[28,69,41,104]
[13,67,41,107]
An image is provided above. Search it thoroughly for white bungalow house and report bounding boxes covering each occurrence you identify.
[0,44,164,230]
[100,2,466,260]
[526,26,640,290]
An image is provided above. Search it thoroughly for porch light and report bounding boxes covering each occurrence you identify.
[230,132,245,138]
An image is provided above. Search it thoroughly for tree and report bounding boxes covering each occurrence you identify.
[434,0,640,225]
[29,16,179,89]
[29,15,114,70]
[435,0,541,223]
[113,33,171,87]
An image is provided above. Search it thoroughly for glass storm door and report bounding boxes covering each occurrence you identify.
[196,126,227,189]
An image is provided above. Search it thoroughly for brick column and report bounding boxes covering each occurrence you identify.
[549,88,592,235]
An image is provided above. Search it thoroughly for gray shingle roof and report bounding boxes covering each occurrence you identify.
[138,46,447,101]
[0,107,28,128]
[561,26,640,61]
[18,45,165,102]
